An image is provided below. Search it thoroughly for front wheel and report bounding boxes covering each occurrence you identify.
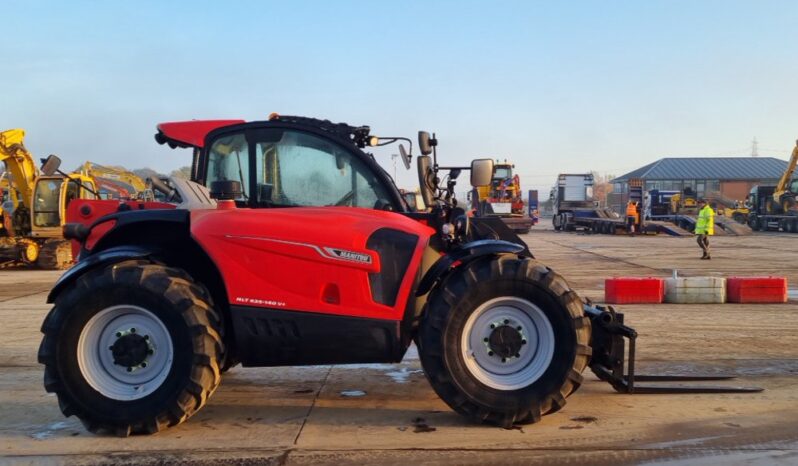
[38,260,223,436]
[417,256,591,428]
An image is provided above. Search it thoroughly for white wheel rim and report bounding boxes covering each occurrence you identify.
[461,296,555,391]
[77,305,174,401]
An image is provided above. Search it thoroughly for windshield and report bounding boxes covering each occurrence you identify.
[205,128,392,209]
[493,166,512,180]
[33,178,63,227]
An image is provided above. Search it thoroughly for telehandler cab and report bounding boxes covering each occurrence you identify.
[39,115,758,436]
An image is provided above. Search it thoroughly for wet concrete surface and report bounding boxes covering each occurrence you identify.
[1,229,797,465]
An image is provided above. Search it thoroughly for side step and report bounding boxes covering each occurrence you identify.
[584,303,763,394]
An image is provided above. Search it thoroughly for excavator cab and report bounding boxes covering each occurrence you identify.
[30,175,98,239]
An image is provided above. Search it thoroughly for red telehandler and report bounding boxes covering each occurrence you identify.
[39,115,757,436]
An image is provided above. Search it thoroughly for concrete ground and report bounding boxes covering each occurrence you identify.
[1,229,797,465]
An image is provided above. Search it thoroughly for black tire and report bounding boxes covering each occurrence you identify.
[37,239,73,270]
[38,260,223,436]
[417,256,591,428]
[552,215,561,231]
[732,212,745,224]
[765,198,775,214]
[783,196,796,212]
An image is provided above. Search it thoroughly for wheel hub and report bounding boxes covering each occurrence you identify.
[78,305,174,400]
[487,324,524,359]
[110,328,153,370]
[463,297,555,390]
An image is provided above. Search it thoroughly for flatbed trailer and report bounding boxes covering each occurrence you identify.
[559,209,692,236]
[747,213,798,233]
[649,214,753,236]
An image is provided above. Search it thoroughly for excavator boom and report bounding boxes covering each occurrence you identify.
[78,161,147,199]
[774,140,798,202]
[0,129,39,211]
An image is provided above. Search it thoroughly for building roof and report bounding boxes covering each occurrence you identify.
[612,157,788,183]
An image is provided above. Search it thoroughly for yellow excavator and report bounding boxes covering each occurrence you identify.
[769,140,798,213]
[77,161,152,200]
[0,128,99,268]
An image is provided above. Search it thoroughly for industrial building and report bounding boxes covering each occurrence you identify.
[608,157,788,212]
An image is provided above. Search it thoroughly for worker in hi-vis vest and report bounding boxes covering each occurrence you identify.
[694,199,715,259]
[625,201,638,235]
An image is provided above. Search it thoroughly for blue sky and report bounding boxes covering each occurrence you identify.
[4,1,798,193]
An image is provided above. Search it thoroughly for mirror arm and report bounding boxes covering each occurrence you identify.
[56,168,101,197]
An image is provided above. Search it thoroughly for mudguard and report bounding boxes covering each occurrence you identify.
[47,246,154,303]
[416,239,526,296]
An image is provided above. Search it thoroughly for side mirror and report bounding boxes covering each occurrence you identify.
[40,155,62,176]
[398,144,412,170]
[418,131,433,155]
[470,158,494,187]
[417,155,435,207]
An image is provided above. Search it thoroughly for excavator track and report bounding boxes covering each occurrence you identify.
[36,239,72,270]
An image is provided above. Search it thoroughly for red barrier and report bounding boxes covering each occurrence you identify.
[726,277,788,303]
[605,277,664,304]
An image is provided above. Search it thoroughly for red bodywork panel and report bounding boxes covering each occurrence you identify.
[191,207,435,321]
[156,120,245,148]
[65,199,177,257]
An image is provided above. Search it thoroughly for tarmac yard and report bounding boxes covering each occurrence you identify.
[1,229,797,465]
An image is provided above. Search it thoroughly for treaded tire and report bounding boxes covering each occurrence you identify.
[37,239,73,270]
[38,260,223,436]
[417,255,591,428]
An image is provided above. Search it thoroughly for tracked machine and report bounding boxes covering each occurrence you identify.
[0,129,101,268]
[39,115,759,436]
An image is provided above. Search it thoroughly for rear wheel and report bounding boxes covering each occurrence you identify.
[765,198,776,214]
[732,212,745,224]
[38,260,223,436]
[418,256,590,428]
[783,196,796,213]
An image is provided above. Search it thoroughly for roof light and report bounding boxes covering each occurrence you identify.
[268,113,280,121]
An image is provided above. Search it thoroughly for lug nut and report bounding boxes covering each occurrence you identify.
[515,353,520,358]
[115,332,122,338]
[126,367,133,372]
[503,319,509,324]
[521,339,527,345]
[141,362,147,368]
[516,326,522,331]
[108,346,114,350]
[130,328,136,334]
[488,351,494,356]
[501,358,507,363]
[490,324,495,329]
[144,335,149,340]
[147,349,154,355]
[483,337,488,342]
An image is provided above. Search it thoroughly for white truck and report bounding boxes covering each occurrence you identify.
[551,173,596,231]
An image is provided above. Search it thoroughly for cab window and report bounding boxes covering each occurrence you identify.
[252,129,391,208]
[33,179,63,228]
[206,133,250,202]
